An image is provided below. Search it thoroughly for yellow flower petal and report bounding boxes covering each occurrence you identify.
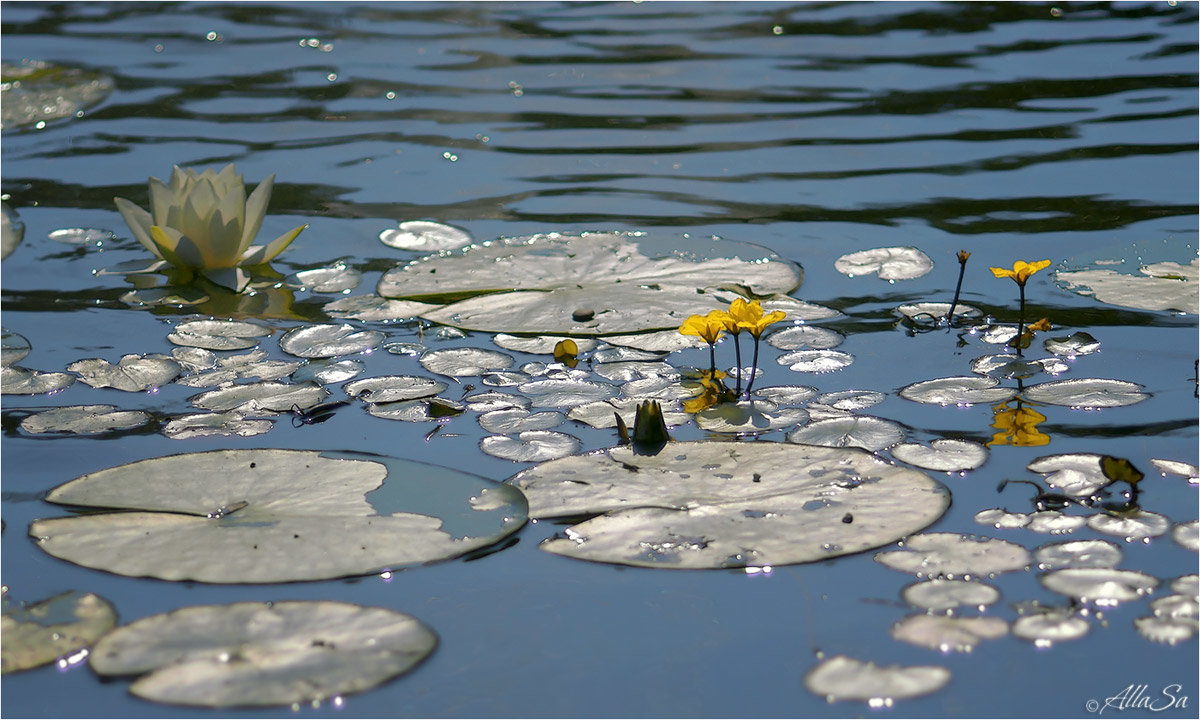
[990,259,1052,286]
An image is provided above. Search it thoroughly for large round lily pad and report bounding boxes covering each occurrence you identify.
[90,601,436,707]
[507,441,949,569]
[378,232,802,335]
[30,449,527,583]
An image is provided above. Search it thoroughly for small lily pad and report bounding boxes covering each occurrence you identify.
[344,376,448,403]
[902,579,999,611]
[898,376,1016,406]
[1041,568,1158,605]
[1,60,114,130]
[89,601,436,707]
[68,354,181,392]
[1,366,76,395]
[367,397,465,422]
[480,431,582,463]
[875,533,1031,579]
[167,320,272,351]
[787,415,904,451]
[31,448,527,583]
[379,220,472,252]
[47,227,113,246]
[323,295,440,322]
[1087,510,1171,541]
[974,508,1030,530]
[1026,453,1111,497]
[777,349,854,373]
[478,408,564,434]
[518,378,618,408]
[753,384,819,406]
[834,247,933,281]
[463,391,530,413]
[695,400,809,435]
[1025,511,1086,534]
[766,325,844,350]
[1034,539,1123,570]
[20,405,150,435]
[2,591,117,674]
[1173,520,1199,551]
[190,381,327,414]
[175,350,299,387]
[286,263,362,293]
[803,655,950,705]
[604,330,707,353]
[1020,378,1148,408]
[1056,257,1198,314]
[1043,332,1101,358]
[895,302,982,323]
[1012,611,1089,646]
[815,390,885,411]
[1,329,31,367]
[279,324,384,359]
[293,359,363,385]
[969,354,1068,379]
[890,439,987,472]
[419,348,514,378]
[891,614,1007,653]
[567,398,687,429]
[493,334,599,355]
[1135,615,1196,645]
[162,411,274,440]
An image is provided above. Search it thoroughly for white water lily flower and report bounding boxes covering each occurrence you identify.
[115,164,307,291]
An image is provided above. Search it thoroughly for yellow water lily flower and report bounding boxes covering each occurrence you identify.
[727,298,786,339]
[988,400,1051,447]
[989,259,1051,287]
[115,164,307,292]
[679,310,728,344]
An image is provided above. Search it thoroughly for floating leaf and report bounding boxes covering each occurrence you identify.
[973,508,1030,530]
[279,324,384,359]
[604,329,707,353]
[891,614,1007,653]
[463,391,529,413]
[367,397,465,422]
[380,232,801,335]
[1,329,31,367]
[162,411,273,440]
[478,408,564,434]
[1,366,76,395]
[518,378,618,408]
[1150,458,1199,484]
[1043,332,1101,357]
[1173,520,1199,551]
[834,247,933,281]
[1026,453,1111,497]
[291,359,363,385]
[20,405,149,435]
[2,591,116,674]
[766,325,844,350]
[1020,378,1148,408]
[480,431,582,462]
[803,655,950,705]
[1135,615,1196,645]
[491,334,598,355]
[902,579,999,611]
[344,376,447,403]
[787,415,904,451]
[1025,511,1086,534]
[31,449,527,583]
[969,354,1068,379]
[1041,568,1158,605]
[323,295,440,322]
[814,390,885,411]
[167,320,271,351]
[567,398,687,430]
[419,348,514,378]
[695,400,809,435]
[875,533,1031,579]
[171,347,217,372]
[175,350,299,387]
[777,349,854,373]
[512,441,949,569]
[0,60,114,130]
[47,227,113,245]
[1034,539,1122,570]
[1,203,23,260]
[1055,257,1198,314]
[89,601,436,707]
[481,371,528,387]
[1087,510,1170,541]
[190,381,327,413]
[67,354,180,392]
[1012,611,1089,646]
[895,302,981,323]
[286,263,362,293]
[890,439,988,472]
[379,220,472,252]
[753,384,819,406]
[898,376,1016,406]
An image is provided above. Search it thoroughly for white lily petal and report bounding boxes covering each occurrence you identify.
[167,166,189,195]
[205,186,248,265]
[147,177,175,226]
[241,173,274,249]
[215,164,243,195]
[114,197,163,258]
[240,224,307,266]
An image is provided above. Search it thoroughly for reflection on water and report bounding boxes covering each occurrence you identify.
[1,2,1196,718]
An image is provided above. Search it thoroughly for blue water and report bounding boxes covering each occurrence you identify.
[2,2,1197,717]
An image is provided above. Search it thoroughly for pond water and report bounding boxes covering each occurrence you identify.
[2,1,1197,717]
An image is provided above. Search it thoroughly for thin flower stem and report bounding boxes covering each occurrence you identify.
[745,338,761,398]
[732,334,743,395]
[948,263,966,324]
[1016,283,1026,357]
[708,342,716,376]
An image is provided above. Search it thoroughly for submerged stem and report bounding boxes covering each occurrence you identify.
[745,338,762,398]
[732,333,743,395]
[1016,284,1026,357]
[948,262,967,324]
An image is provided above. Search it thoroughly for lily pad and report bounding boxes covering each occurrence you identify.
[419,348,514,378]
[969,354,1068,379]
[379,220,472,252]
[68,354,180,392]
[175,350,299,387]
[766,325,844,350]
[89,601,436,707]
[323,295,440,322]
[167,320,272,351]
[1020,378,1148,408]
[895,302,982,323]
[902,579,999,611]
[47,227,113,246]
[379,232,801,336]
[834,246,933,281]
[1,329,31,367]
[1026,453,1112,497]
[1012,611,1089,646]
[344,375,448,403]
[875,533,1031,579]
[1174,520,1199,551]
[891,614,1007,653]
[1,366,76,395]
[19,405,150,435]
[518,378,618,408]
[753,384,819,406]
[190,381,327,414]
[279,324,384,359]
[603,330,707,353]
[1043,332,1101,358]
[803,655,950,705]
[1041,568,1158,605]
[1056,257,1198,314]
[1,203,23,260]
[1025,511,1086,535]
[814,390,885,411]
[1087,510,1171,541]
[493,334,599,355]
[2,591,117,674]
[1135,615,1196,645]
[777,349,854,373]
[480,431,582,462]
[694,400,809,435]
[1034,539,1122,570]
[898,376,1016,406]
[787,415,904,451]
[478,408,565,434]
[162,411,274,440]
[567,398,687,430]
[366,397,465,423]
[0,60,114,130]
[286,263,362,293]
[293,359,364,385]
[890,439,988,472]
[30,448,527,583]
[511,441,949,569]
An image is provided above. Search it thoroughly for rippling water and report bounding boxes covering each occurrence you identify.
[2,2,1197,718]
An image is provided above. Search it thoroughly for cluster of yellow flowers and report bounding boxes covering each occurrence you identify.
[678,298,786,411]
